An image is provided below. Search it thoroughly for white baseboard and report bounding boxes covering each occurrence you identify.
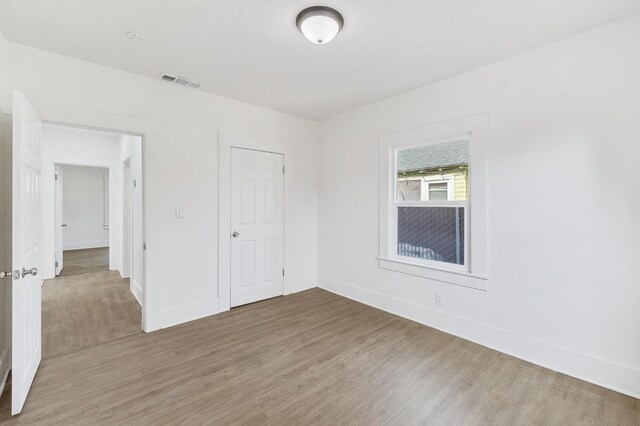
[318,275,640,400]
[63,241,109,250]
[131,279,142,307]
[0,347,10,399]
[161,298,219,329]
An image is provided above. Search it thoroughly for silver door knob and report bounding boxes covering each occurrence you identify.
[22,267,38,278]
[232,231,240,238]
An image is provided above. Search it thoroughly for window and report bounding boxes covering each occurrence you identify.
[395,139,469,269]
[427,182,448,201]
[378,114,488,290]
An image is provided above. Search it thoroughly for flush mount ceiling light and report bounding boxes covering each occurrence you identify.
[296,6,344,45]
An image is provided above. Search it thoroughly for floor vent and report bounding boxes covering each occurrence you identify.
[160,73,201,89]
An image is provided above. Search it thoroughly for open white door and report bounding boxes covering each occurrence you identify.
[54,165,63,276]
[12,91,42,415]
[230,148,284,308]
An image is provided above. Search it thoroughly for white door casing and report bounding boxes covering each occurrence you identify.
[54,165,63,276]
[12,91,42,415]
[122,158,131,279]
[230,148,284,308]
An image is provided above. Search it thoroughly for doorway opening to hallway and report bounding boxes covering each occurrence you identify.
[42,124,144,359]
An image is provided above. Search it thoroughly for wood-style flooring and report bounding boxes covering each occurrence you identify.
[42,270,142,359]
[59,247,109,276]
[0,288,637,424]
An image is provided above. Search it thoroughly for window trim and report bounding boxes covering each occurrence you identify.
[378,114,489,291]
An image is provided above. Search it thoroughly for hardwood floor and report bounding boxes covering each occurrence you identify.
[59,247,109,276]
[42,270,141,359]
[0,288,637,424]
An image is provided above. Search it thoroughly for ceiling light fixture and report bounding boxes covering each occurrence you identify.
[296,6,344,45]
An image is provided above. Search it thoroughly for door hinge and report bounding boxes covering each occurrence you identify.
[55,174,59,181]
[55,261,58,268]
[132,179,137,188]
[143,243,147,250]
[282,165,285,174]
[282,269,285,277]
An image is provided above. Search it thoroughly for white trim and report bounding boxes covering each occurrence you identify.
[131,279,143,307]
[161,297,219,329]
[377,258,487,291]
[379,114,489,285]
[63,241,109,251]
[218,133,289,312]
[318,276,640,400]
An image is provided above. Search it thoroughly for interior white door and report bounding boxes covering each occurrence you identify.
[230,148,284,308]
[12,91,42,415]
[54,165,63,276]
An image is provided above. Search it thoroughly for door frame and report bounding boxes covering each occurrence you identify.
[50,160,114,273]
[218,133,289,313]
[54,164,63,276]
[21,99,162,332]
[122,157,132,279]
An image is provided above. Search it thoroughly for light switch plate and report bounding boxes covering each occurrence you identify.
[175,205,184,218]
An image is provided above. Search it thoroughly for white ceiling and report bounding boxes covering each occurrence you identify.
[1,0,639,120]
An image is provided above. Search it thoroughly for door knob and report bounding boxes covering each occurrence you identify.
[0,270,9,279]
[232,231,240,238]
[22,267,38,278]
[62,224,68,228]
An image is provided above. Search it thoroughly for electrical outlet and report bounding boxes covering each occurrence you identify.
[435,292,445,306]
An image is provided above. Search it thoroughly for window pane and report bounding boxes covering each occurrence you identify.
[428,182,448,201]
[428,189,448,201]
[397,179,421,201]
[397,139,469,201]
[397,206,464,265]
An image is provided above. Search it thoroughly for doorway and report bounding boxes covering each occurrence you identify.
[2,92,154,415]
[55,164,110,277]
[41,124,144,359]
[229,147,284,308]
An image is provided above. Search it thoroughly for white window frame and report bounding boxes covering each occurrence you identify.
[378,114,489,291]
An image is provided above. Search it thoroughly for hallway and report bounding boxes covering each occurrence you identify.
[59,247,109,277]
[42,270,141,359]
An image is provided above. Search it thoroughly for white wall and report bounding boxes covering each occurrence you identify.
[0,28,7,108]
[61,165,109,250]
[41,125,122,277]
[4,39,319,331]
[318,15,640,398]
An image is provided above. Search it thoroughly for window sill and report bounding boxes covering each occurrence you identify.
[377,257,488,291]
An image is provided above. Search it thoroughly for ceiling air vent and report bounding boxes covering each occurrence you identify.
[161,73,176,83]
[160,73,201,90]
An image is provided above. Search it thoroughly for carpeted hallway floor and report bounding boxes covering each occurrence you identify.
[59,247,110,277]
[42,270,141,359]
